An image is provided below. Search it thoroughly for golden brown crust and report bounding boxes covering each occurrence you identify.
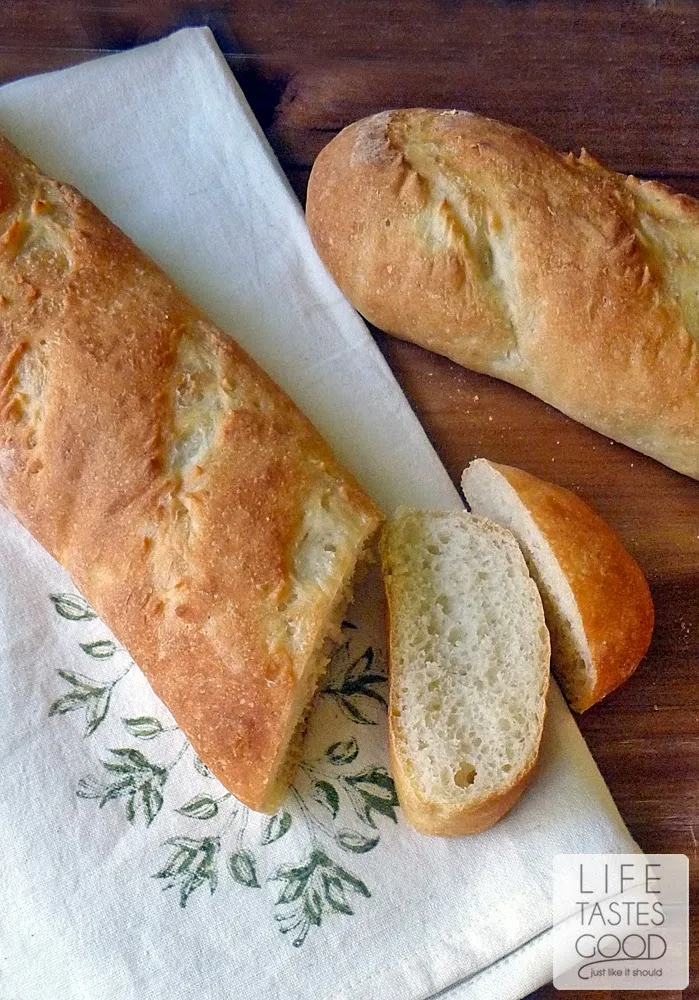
[0,133,382,813]
[491,462,654,711]
[307,109,699,480]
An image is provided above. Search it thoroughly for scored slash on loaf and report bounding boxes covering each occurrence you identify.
[0,133,382,813]
[306,108,699,480]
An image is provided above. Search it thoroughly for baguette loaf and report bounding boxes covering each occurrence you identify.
[380,509,550,836]
[462,460,654,712]
[306,109,699,480]
[0,133,382,813]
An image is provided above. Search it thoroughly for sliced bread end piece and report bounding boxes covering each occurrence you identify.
[380,509,550,836]
[462,459,654,713]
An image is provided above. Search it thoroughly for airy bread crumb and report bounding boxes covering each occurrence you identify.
[380,508,550,836]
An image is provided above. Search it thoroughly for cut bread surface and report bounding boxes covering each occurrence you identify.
[462,459,654,712]
[380,508,550,836]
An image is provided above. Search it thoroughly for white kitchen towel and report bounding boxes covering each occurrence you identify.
[0,28,637,1000]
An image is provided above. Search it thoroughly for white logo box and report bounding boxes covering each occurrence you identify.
[553,853,688,990]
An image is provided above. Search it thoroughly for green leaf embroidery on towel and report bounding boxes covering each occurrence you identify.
[311,781,340,819]
[154,837,220,907]
[79,640,119,659]
[48,670,114,737]
[342,767,400,828]
[50,593,97,620]
[48,595,133,736]
[261,810,292,845]
[325,738,359,765]
[335,829,380,854]
[272,850,370,946]
[192,755,213,778]
[77,747,169,826]
[321,642,388,725]
[122,716,166,740]
[48,604,399,945]
[228,849,261,889]
[176,794,220,821]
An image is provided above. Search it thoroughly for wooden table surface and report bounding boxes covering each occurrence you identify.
[1,2,697,997]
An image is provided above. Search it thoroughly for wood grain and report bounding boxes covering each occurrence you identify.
[1,2,698,995]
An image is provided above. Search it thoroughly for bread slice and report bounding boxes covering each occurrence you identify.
[462,459,654,712]
[380,509,550,836]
